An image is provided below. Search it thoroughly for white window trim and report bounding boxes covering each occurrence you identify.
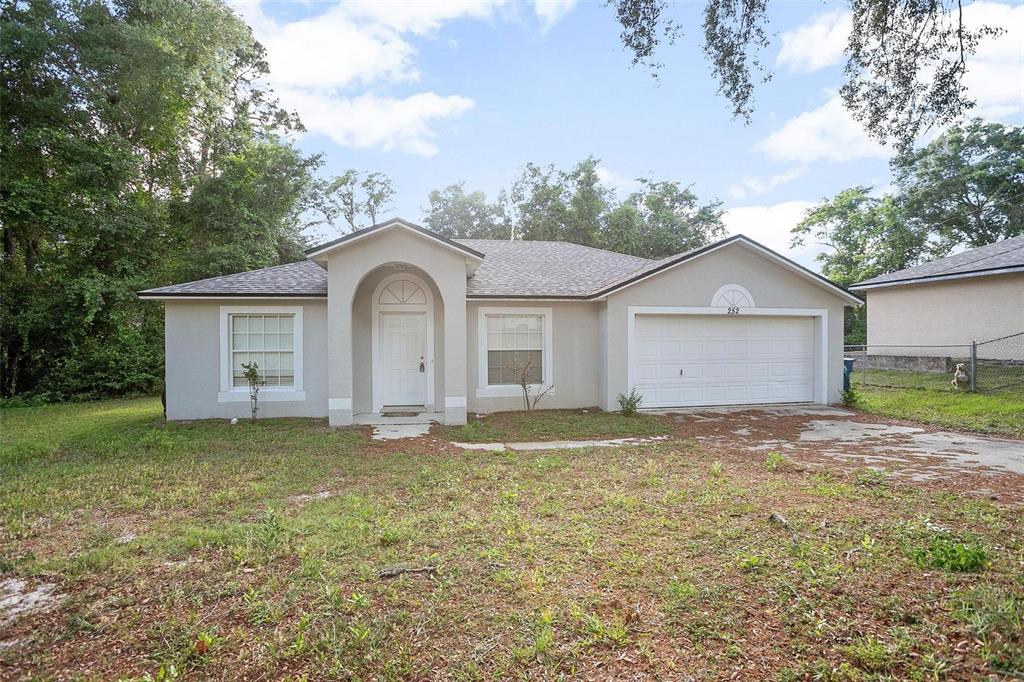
[218,305,305,403]
[625,306,829,406]
[476,306,554,398]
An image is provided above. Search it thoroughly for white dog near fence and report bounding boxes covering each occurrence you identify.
[951,363,970,390]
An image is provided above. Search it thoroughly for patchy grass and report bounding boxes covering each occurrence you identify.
[435,408,670,442]
[2,398,1023,680]
[848,368,1024,437]
[851,383,1024,438]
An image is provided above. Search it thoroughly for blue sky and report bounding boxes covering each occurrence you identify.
[235,0,1024,269]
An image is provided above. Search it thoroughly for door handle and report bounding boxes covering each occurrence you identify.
[679,369,684,376]
[419,361,425,373]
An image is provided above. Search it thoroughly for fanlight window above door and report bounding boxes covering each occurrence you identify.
[378,279,427,305]
[711,284,755,308]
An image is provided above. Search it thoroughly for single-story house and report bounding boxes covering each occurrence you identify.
[138,218,861,425]
[850,235,1024,357]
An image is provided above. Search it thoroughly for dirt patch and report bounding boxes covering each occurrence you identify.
[671,408,1024,504]
[0,578,60,629]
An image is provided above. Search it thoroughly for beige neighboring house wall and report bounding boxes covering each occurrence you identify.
[164,300,329,420]
[602,242,848,408]
[865,273,1024,351]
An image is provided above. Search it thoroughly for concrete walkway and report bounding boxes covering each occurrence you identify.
[451,435,671,452]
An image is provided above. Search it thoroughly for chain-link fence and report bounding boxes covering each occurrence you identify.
[844,331,1024,395]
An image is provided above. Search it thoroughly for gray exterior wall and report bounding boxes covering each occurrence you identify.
[466,301,603,413]
[864,273,1024,353]
[161,239,854,421]
[164,300,328,420]
[602,242,848,408]
[322,228,470,425]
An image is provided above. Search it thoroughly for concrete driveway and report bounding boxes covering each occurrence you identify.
[664,405,1024,503]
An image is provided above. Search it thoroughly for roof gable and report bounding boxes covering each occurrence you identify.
[591,235,863,305]
[851,235,1024,290]
[305,218,485,262]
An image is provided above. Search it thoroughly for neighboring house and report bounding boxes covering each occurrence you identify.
[138,218,860,425]
[850,235,1024,357]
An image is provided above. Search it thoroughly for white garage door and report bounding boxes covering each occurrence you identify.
[632,315,816,408]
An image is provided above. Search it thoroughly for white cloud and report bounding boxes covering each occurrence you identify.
[776,9,850,74]
[342,0,509,35]
[728,167,805,199]
[534,0,577,29]
[758,95,888,163]
[233,0,578,156]
[245,4,418,90]
[596,166,641,196]
[722,201,824,269]
[278,90,475,156]
[961,1,1024,120]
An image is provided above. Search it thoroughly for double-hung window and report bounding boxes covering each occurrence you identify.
[219,306,304,402]
[230,314,295,387]
[477,307,552,395]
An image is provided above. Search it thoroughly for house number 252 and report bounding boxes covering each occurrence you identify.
[726,306,740,315]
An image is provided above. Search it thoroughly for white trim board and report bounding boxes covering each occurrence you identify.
[475,306,554,399]
[625,306,829,407]
[218,304,305,403]
[371,272,435,412]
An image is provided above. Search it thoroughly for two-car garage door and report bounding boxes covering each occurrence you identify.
[632,314,816,408]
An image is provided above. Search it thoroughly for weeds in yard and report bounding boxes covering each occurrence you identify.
[763,451,786,471]
[853,467,889,487]
[913,536,988,572]
[3,397,1023,680]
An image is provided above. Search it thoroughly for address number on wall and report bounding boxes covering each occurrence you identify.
[726,306,741,315]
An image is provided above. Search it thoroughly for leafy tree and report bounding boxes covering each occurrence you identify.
[0,0,346,399]
[425,158,725,259]
[608,0,1003,148]
[422,183,510,239]
[791,187,920,288]
[892,120,1024,253]
[323,169,397,232]
[603,179,725,259]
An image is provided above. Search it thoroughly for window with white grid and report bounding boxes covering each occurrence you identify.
[485,314,544,385]
[230,314,295,387]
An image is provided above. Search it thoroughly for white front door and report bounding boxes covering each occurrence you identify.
[632,314,816,408]
[380,312,427,407]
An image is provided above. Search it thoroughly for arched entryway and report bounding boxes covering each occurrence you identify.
[370,272,435,411]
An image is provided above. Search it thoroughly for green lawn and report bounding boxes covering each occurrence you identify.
[851,369,1024,438]
[2,399,1022,680]
[435,408,670,443]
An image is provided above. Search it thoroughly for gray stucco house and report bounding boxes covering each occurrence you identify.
[138,218,861,425]
[850,235,1024,354]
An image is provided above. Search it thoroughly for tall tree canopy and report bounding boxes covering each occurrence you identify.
[610,0,1003,149]
[0,0,381,400]
[422,158,725,259]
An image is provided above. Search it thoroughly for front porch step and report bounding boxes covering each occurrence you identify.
[353,412,444,426]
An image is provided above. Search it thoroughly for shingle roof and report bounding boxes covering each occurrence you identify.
[455,239,652,297]
[137,260,328,298]
[851,235,1024,289]
[137,228,857,302]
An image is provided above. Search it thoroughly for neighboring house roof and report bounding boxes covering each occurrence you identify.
[850,235,1024,291]
[138,220,859,304]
